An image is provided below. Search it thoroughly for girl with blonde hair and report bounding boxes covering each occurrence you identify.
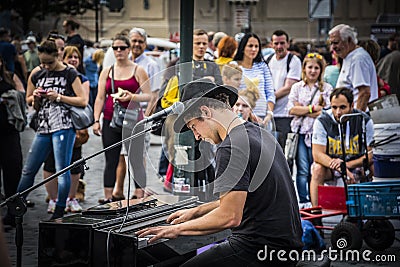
[287,53,333,207]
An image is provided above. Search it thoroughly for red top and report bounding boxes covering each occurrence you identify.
[103,74,141,120]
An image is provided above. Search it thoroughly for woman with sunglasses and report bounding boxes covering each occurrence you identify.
[287,53,333,208]
[93,35,151,203]
[17,40,87,219]
[42,45,89,214]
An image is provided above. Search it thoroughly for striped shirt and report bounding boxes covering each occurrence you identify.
[239,61,275,117]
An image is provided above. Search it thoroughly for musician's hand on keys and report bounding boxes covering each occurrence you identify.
[136,225,179,243]
[167,208,196,225]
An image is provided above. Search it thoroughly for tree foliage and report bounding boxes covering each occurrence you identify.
[4,0,99,33]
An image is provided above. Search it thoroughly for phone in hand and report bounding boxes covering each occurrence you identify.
[37,88,47,95]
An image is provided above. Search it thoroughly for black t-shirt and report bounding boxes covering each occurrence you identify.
[66,34,85,60]
[192,60,223,85]
[32,66,78,133]
[214,122,303,251]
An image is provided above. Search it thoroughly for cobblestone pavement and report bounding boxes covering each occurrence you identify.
[1,127,399,266]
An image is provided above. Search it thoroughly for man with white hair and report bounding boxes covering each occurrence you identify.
[129,27,161,116]
[329,24,378,111]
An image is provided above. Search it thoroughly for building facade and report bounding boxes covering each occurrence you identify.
[27,0,400,44]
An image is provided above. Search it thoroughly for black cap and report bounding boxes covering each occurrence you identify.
[173,79,238,133]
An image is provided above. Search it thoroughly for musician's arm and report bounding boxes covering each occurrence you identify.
[136,191,246,243]
[167,200,220,224]
[177,191,246,235]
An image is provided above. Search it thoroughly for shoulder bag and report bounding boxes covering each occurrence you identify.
[109,65,139,132]
[63,66,94,130]
[67,104,94,130]
[285,87,319,162]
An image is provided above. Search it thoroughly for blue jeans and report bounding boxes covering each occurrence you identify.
[17,128,76,207]
[295,134,313,203]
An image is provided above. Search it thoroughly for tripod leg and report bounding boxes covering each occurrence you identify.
[15,215,23,267]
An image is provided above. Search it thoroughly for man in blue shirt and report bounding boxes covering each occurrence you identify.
[0,28,17,73]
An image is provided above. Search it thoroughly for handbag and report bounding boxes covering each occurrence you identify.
[284,87,320,162]
[109,65,139,132]
[110,101,139,131]
[29,111,39,131]
[67,104,94,130]
[285,132,299,162]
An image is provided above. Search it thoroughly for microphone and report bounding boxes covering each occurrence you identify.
[141,101,184,124]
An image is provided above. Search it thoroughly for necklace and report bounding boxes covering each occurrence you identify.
[226,116,239,133]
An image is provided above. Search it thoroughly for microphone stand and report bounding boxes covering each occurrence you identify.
[0,121,163,267]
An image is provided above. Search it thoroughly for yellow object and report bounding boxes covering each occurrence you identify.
[110,87,125,99]
[161,75,180,108]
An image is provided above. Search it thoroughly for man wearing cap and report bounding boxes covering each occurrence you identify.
[23,36,40,77]
[137,80,303,266]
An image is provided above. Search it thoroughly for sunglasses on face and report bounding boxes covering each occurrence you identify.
[112,46,130,51]
[131,39,145,44]
[306,53,323,60]
[68,55,79,59]
[38,46,58,54]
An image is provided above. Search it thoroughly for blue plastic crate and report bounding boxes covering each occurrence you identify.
[346,181,400,218]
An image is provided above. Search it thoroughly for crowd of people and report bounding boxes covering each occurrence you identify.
[0,19,399,265]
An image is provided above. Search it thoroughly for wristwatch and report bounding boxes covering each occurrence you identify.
[56,94,61,103]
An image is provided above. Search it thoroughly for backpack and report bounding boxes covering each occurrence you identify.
[265,52,294,73]
[160,75,179,109]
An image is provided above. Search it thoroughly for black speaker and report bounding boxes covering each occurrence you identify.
[109,0,124,12]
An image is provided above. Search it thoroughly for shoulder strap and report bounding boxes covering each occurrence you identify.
[295,86,320,133]
[110,65,115,94]
[287,53,294,73]
[309,86,319,105]
[132,64,138,77]
[266,53,292,73]
[265,53,274,65]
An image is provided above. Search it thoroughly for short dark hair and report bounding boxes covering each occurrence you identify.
[194,29,208,36]
[64,19,80,30]
[271,30,289,42]
[183,97,230,123]
[38,40,59,56]
[0,27,10,38]
[330,87,354,104]
[113,34,130,47]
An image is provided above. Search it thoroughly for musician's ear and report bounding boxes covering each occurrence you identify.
[200,106,211,118]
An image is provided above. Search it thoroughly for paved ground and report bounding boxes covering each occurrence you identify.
[1,126,399,266]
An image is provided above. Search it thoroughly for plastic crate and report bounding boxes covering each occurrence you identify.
[347,181,400,218]
[318,185,346,211]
